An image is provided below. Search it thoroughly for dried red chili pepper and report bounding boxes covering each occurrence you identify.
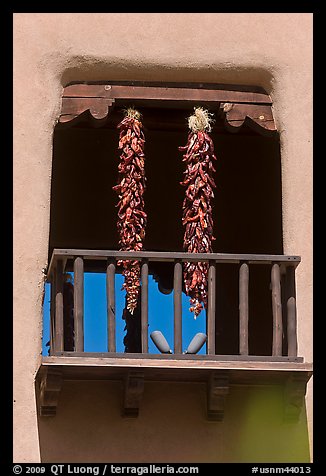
[113,108,147,314]
[179,107,217,317]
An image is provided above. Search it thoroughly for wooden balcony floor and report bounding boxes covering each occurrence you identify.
[39,354,312,385]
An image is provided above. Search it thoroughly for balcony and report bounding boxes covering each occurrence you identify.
[36,249,312,421]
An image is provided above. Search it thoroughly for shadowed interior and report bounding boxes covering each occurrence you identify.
[49,106,283,355]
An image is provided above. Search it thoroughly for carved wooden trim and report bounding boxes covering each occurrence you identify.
[283,374,309,422]
[59,98,115,124]
[39,368,63,417]
[207,371,230,421]
[58,83,276,135]
[220,102,276,136]
[122,370,145,418]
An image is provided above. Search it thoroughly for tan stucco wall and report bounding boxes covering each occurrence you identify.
[13,13,313,462]
[37,381,310,463]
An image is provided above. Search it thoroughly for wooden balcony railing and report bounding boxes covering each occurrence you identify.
[38,248,312,420]
[46,248,301,359]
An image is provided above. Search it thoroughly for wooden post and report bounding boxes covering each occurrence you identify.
[271,263,283,356]
[73,257,84,352]
[107,260,116,353]
[239,262,249,355]
[55,259,64,352]
[173,260,182,354]
[207,261,216,355]
[286,266,298,357]
[141,260,149,353]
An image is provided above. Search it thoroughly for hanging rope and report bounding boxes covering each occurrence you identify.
[113,108,147,315]
[179,107,217,318]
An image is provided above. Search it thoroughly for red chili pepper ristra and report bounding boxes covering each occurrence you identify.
[179,107,217,318]
[113,108,147,314]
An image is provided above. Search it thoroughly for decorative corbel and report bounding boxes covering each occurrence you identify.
[220,102,276,136]
[207,371,230,421]
[283,374,309,422]
[59,98,115,126]
[122,370,145,418]
[39,368,63,417]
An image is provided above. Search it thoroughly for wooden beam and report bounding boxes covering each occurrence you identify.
[173,261,183,354]
[38,368,63,417]
[55,260,64,352]
[239,262,249,356]
[283,375,308,422]
[106,260,116,353]
[122,371,144,418]
[207,371,230,421]
[63,83,272,104]
[207,262,216,355]
[271,263,283,356]
[141,261,149,353]
[73,257,84,352]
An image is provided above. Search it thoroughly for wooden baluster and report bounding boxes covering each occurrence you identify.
[106,259,116,353]
[73,257,84,352]
[141,260,149,353]
[49,274,56,355]
[55,259,64,352]
[239,262,249,356]
[271,263,283,356]
[173,260,183,354]
[207,261,216,355]
[286,265,298,357]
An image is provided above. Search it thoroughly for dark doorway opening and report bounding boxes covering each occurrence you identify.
[49,105,283,355]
